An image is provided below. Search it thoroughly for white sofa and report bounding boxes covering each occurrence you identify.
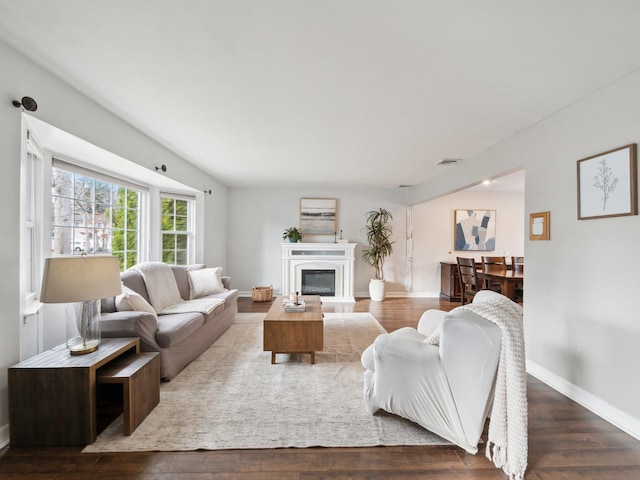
[361,290,505,453]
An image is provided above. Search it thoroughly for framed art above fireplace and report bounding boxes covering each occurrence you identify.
[300,198,337,235]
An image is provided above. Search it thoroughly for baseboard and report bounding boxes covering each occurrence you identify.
[354,291,440,299]
[0,422,9,448]
[527,360,640,441]
[385,291,441,299]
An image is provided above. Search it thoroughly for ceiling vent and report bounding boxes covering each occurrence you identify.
[437,158,462,166]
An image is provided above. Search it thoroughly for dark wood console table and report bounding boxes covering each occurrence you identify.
[9,337,159,446]
[440,261,462,301]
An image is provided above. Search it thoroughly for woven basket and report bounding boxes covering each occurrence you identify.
[252,286,273,302]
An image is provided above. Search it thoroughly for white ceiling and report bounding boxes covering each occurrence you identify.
[465,169,525,193]
[1,1,640,189]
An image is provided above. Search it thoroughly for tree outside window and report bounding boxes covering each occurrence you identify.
[51,167,140,270]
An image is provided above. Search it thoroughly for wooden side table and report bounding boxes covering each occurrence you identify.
[8,337,158,446]
[97,351,160,436]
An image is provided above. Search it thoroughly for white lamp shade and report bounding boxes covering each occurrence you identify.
[40,256,122,303]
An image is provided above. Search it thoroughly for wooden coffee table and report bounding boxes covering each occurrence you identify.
[263,295,323,364]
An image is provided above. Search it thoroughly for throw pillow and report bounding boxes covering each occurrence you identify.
[116,285,157,318]
[114,283,132,311]
[188,267,226,299]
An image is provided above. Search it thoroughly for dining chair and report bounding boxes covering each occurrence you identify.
[511,256,524,272]
[511,256,524,303]
[456,257,481,305]
[481,256,507,291]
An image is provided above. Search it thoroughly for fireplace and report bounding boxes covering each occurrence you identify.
[281,242,356,302]
[301,269,336,296]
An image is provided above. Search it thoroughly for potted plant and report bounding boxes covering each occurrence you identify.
[362,208,394,301]
[282,227,303,243]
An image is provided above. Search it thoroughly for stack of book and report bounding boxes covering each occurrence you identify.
[284,300,306,312]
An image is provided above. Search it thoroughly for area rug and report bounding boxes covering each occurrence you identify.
[83,312,448,452]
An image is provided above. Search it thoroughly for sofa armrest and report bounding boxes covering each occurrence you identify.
[100,311,158,343]
[371,330,441,373]
[417,309,447,336]
[221,276,231,289]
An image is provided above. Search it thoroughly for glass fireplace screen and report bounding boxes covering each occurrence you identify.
[301,269,336,296]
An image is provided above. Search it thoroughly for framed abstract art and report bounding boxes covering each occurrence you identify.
[454,209,496,251]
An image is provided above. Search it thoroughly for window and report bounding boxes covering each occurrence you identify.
[51,164,143,270]
[161,194,194,265]
[22,133,42,306]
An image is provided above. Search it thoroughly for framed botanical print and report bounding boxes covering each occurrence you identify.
[577,144,637,220]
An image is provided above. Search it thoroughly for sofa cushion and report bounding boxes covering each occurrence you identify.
[188,267,226,299]
[201,288,239,309]
[156,312,205,348]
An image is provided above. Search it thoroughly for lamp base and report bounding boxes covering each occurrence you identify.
[67,337,100,355]
[66,300,102,355]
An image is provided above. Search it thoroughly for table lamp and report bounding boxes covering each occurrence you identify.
[40,256,122,355]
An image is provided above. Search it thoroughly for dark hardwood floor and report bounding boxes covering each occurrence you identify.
[2,296,639,479]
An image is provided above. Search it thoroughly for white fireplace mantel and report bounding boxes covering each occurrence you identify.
[281,242,356,302]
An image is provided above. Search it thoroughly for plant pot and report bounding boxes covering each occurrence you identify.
[289,239,298,243]
[369,278,386,301]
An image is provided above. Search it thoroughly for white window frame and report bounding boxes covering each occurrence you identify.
[20,130,44,311]
[51,157,150,268]
[160,192,196,265]
[19,126,46,359]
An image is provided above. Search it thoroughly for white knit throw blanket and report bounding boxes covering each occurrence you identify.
[458,297,528,480]
[131,262,183,312]
[159,297,224,315]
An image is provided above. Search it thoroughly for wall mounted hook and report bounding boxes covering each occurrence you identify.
[155,164,167,173]
[12,96,38,112]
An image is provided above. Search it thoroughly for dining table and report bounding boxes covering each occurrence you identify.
[478,265,524,301]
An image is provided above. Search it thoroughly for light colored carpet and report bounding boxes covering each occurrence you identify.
[83,312,448,452]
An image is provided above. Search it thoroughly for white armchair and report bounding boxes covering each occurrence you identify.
[362,290,504,453]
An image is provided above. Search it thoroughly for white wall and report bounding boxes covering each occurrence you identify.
[0,39,228,445]
[227,187,406,296]
[409,71,640,437]
[412,190,525,295]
